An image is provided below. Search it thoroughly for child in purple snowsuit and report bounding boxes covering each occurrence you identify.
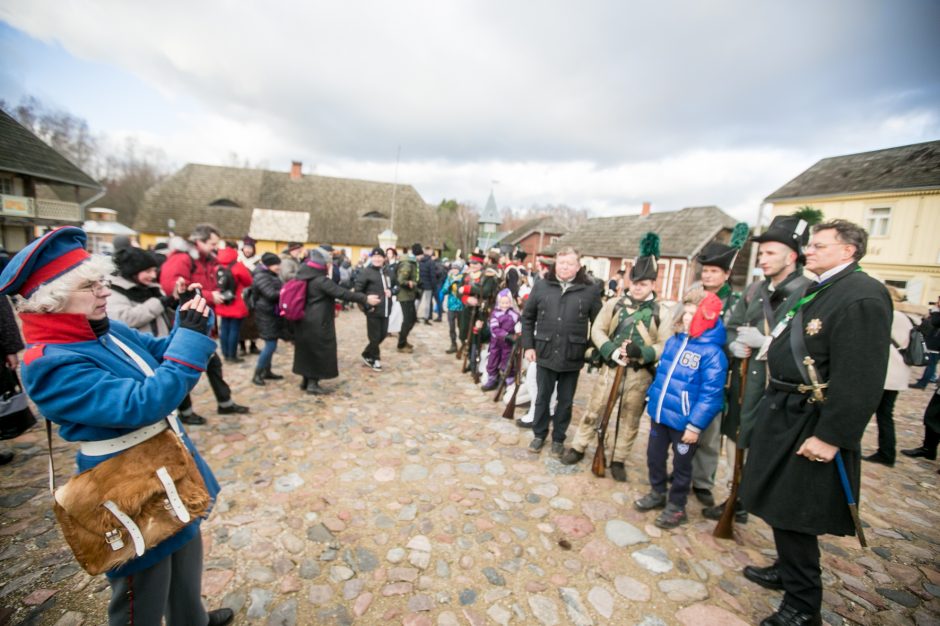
[482,289,520,391]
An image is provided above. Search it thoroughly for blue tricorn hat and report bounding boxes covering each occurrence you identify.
[0,227,90,297]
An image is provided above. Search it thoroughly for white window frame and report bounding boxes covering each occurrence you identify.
[865,206,892,238]
[670,259,688,300]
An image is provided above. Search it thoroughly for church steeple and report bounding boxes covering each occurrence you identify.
[477,189,502,250]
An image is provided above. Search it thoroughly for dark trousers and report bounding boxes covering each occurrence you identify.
[398,300,417,348]
[108,532,207,626]
[364,316,389,361]
[773,526,822,614]
[874,389,898,462]
[447,310,460,344]
[432,288,443,319]
[646,421,698,508]
[921,390,940,453]
[924,421,940,453]
[914,351,939,386]
[178,352,230,412]
[533,366,580,443]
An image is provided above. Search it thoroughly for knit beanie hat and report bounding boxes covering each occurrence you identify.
[114,247,158,281]
[261,252,280,267]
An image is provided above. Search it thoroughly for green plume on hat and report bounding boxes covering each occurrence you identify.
[730,222,750,250]
[639,232,660,258]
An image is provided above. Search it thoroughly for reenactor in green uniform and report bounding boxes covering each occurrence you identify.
[561,234,672,481]
[702,215,811,523]
[689,224,748,506]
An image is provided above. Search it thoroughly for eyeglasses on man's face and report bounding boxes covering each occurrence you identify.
[76,279,112,295]
[804,242,849,251]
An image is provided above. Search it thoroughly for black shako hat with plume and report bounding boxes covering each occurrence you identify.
[696,222,749,272]
[630,232,660,282]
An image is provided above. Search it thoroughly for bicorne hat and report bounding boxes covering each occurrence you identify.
[0,227,90,297]
[696,222,750,272]
[751,215,809,254]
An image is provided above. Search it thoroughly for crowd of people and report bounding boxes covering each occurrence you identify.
[0,216,938,625]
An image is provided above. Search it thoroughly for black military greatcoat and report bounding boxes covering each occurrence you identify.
[740,263,891,536]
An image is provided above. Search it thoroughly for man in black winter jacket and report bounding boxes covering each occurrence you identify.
[418,247,436,324]
[521,247,602,456]
[355,247,393,370]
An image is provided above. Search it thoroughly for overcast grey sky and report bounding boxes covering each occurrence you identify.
[1,0,938,221]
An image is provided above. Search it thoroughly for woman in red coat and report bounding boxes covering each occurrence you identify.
[215,247,253,362]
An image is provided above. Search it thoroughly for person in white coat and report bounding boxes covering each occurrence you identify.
[863,285,912,467]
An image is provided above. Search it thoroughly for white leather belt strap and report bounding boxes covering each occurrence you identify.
[103,500,146,556]
[80,420,168,456]
[156,466,191,523]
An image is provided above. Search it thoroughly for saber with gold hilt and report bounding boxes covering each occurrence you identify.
[803,356,866,547]
[801,356,828,404]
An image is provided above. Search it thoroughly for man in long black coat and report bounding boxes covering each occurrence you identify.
[740,219,891,626]
[292,249,379,395]
[521,247,602,456]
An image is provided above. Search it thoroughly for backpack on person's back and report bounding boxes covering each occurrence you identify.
[279,279,308,321]
[895,314,929,367]
[215,263,236,305]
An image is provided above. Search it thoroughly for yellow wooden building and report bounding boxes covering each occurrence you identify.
[133,161,441,260]
[766,140,940,306]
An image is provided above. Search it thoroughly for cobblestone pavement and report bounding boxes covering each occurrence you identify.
[1,313,939,625]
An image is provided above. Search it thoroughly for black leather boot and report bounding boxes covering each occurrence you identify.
[759,604,821,625]
[305,380,331,395]
[208,608,235,626]
[743,564,784,590]
[264,368,284,380]
[252,370,266,386]
[609,462,627,482]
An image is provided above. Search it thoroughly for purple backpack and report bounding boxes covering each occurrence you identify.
[278,279,308,321]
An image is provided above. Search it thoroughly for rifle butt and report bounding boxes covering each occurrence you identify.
[712,448,745,540]
[591,448,606,477]
[712,504,735,539]
[502,399,516,420]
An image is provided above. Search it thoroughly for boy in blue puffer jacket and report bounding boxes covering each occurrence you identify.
[635,289,728,528]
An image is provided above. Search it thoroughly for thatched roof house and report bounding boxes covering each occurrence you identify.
[134,162,440,254]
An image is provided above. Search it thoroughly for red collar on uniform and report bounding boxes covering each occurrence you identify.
[20,313,97,344]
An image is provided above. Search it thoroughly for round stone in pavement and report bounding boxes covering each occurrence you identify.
[632,546,674,574]
[605,519,649,547]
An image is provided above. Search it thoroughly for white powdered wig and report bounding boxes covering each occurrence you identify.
[16,254,116,314]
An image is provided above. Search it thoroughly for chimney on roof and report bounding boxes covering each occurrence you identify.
[290,161,303,181]
[641,201,651,217]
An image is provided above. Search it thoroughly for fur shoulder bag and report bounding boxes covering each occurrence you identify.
[49,424,210,575]
[46,333,210,575]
